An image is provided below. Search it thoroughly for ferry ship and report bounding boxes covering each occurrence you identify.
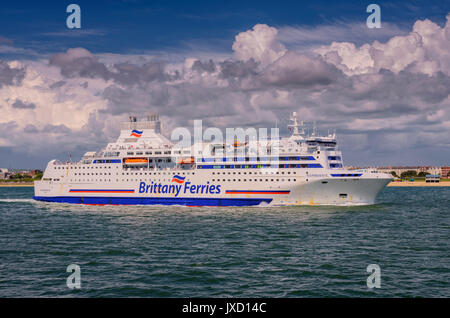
[33,113,393,206]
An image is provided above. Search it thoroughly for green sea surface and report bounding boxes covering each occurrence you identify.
[0,187,448,297]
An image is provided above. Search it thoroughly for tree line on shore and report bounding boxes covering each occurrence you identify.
[0,170,43,182]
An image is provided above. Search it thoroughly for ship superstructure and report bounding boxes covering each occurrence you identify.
[34,113,393,206]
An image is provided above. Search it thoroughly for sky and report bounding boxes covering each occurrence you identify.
[1,0,450,168]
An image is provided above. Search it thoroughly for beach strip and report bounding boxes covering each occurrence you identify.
[388,181,450,187]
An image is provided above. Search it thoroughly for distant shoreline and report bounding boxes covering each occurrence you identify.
[387,181,450,187]
[0,183,34,187]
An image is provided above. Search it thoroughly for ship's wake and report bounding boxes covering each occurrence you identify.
[0,199,36,203]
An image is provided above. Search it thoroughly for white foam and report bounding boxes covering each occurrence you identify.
[0,199,35,203]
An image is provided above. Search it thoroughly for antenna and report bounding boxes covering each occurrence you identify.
[312,121,317,136]
[288,112,305,136]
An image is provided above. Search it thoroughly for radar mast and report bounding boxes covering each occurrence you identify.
[288,112,305,137]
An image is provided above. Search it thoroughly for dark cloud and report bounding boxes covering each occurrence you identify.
[49,81,66,89]
[50,53,110,80]
[101,84,163,116]
[42,124,72,134]
[347,69,450,104]
[219,58,258,78]
[23,124,39,133]
[49,48,170,86]
[260,52,340,87]
[0,61,26,88]
[12,99,36,109]
[112,61,168,85]
[101,85,134,115]
[0,121,18,131]
[192,59,216,73]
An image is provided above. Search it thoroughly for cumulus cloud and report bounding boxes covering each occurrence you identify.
[1,17,450,167]
[232,24,287,66]
[315,14,450,76]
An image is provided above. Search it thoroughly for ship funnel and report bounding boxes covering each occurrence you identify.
[147,113,159,122]
[121,113,161,132]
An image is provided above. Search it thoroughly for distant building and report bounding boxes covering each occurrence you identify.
[426,174,441,183]
[0,168,9,180]
[374,166,441,177]
[30,169,43,176]
[345,166,445,178]
[442,166,450,178]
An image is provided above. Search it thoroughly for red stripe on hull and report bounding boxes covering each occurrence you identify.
[226,191,290,194]
[69,190,135,193]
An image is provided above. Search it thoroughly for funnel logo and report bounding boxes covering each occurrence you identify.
[171,175,185,184]
[130,129,143,137]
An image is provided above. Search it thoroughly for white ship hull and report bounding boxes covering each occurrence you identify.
[34,168,392,206]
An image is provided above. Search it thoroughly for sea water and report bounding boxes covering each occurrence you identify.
[0,186,448,297]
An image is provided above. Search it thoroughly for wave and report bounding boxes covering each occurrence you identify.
[0,198,35,203]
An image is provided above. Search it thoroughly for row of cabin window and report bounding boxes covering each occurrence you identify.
[127,151,173,155]
[198,164,322,169]
[54,158,172,169]
[57,165,305,174]
[73,171,296,176]
[74,172,112,176]
[108,154,320,160]
[71,170,296,176]
[73,172,194,176]
[212,171,296,175]
[55,166,114,169]
[211,178,295,182]
[200,156,315,162]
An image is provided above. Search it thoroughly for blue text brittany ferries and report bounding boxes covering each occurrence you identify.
[34,113,393,206]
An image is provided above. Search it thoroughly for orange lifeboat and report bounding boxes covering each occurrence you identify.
[124,158,148,165]
[178,157,195,164]
[233,140,248,147]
